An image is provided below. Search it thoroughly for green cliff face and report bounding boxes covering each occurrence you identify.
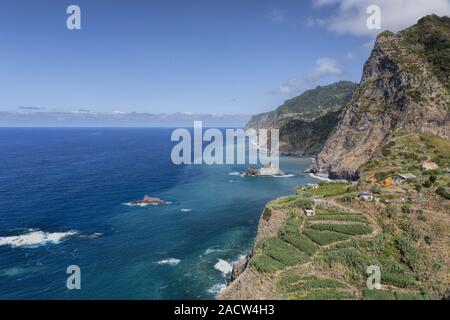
[246,81,357,156]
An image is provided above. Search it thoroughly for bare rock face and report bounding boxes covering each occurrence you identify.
[315,16,450,180]
[230,255,250,283]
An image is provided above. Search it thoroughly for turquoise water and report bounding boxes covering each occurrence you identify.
[0,128,316,299]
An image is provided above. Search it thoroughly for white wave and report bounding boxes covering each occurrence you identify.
[273,174,295,178]
[207,283,227,295]
[180,208,192,213]
[236,254,247,262]
[124,201,170,207]
[228,172,241,176]
[214,259,233,276]
[0,230,77,248]
[203,247,223,255]
[80,232,103,239]
[155,258,181,266]
[123,202,150,207]
[309,173,333,182]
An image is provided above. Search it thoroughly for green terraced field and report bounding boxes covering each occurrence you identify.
[303,228,350,245]
[308,223,373,235]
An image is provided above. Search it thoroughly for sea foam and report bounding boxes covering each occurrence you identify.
[0,230,77,248]
[207,283,227,295]
[156,258,181,266]
[214,259,233,276]
[203,247,224,256]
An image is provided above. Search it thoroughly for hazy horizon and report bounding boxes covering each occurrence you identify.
[2,0,449,119]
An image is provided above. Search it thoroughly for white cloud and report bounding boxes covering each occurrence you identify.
[310,0,450,36]
[314,57,342,75]
[345,52,355,60]
[268,9,285,22]
[277,57,343,94]
[313,0,339,7]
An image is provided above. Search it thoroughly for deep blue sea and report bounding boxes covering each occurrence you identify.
[0,128,316,299]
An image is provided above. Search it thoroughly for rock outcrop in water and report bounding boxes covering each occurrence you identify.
[314,15,450,180]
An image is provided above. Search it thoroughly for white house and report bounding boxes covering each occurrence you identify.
[304,208,316,217]
[394,173,417,183]
[358,192,374,202]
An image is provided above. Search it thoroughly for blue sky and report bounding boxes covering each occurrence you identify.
[0,0,448,115]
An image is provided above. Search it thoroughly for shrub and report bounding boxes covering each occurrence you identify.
[303,229,350,245]
[417,212,427,221]
[415,184,423,192]
[429,175,438,183]
[263,207,272,221]
[386,204,397,218]
[402,204,412,215]
[309,223,373,235]
[340,195,353,203]
[375,172,390,181]
[371,184,382,194]
[436,186,450,200]
[424,235,433,245]
[423,179,433,188]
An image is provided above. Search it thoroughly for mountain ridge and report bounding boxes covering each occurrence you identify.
[246,81,358,156]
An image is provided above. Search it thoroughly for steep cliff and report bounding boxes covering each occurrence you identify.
[277,111,340,156]
[315,15,450,180]
[246,81,357,156]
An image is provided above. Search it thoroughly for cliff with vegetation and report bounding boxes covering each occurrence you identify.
[220,15,450,300]
[314,15,450,180]
[246,81,357,156]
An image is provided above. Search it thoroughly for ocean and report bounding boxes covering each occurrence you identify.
[0,128,317,299]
